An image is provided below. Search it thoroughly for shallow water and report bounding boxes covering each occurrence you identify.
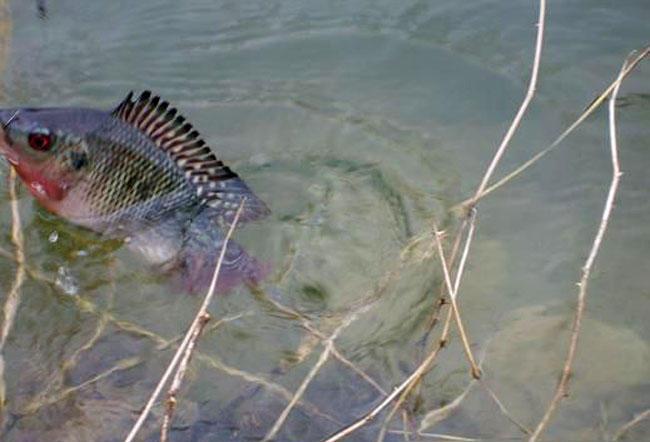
[0,1,648,441]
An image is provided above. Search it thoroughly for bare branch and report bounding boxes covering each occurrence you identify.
[160,312,211,442]
[470,0,547,204]
[612,408,650,441]
[0,169,26,425]
[321,306,454,442]
[196,352,339,425]
[325,207,480,442]
[434,213,481,379]
[376,215,479,442]
[528,54,628,442]
[480,381,531,435]
[0,169,25,347]
[124,199,246,442]
[263,310,362,441]
[252,286,387,396]
[458,46,649,210]
[418,378,477,432]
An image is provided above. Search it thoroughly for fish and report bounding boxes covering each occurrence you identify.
[0,91,270,293]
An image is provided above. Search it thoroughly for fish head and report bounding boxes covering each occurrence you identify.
[0,107,99,207]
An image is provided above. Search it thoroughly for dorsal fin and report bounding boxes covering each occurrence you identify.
[112,91,270,223]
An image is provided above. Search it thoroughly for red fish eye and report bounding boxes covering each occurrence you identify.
[28,132,53,151]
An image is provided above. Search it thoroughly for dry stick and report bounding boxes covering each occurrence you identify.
[418,378,477,432]
[262,342,334,441]
[424,217,468,336]
[376,217,477,442]
[0,255,333,423]
[160,312,211,442]
[158,311,251,351]
[0,170,25,425]
[23,313,242,418]
[124,199,246,442]
[21,356,141,414]
[195,352,340,425]
[305,322,386,395]
[528,57,628,442]
[413,355,530,437]
[470,0,546,204]
[434,214,481,379]
[398,2,546,435]
[322,307,454,442]
[331,345,387,395]
[263,310,363,441]
[0,170,25,346]
[324,216,477,442]
[612,408,650,441]
[459,46,650,210]
[480,381,531,435]
[0,231,334,424]
[254,287,387,396]
[18,297,332,422]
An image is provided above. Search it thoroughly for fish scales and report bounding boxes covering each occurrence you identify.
[0,91,270,293]
[76,117,199,233]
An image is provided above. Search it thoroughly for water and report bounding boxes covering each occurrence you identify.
[0,1,648,441]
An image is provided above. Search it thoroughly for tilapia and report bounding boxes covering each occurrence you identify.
[0,91,270,293]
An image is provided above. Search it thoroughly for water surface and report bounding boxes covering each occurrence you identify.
[0,1,648,441]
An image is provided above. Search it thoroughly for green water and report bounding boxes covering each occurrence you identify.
[0,1,648,441]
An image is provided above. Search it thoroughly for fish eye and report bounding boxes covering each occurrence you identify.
[27,130,54,152]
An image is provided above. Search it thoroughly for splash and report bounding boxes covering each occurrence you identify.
[55,266,78,296]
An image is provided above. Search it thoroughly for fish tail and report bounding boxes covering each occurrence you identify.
[172,210,269,294]
[177,238,269,295]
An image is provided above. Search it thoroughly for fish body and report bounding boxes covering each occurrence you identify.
[0,91,269,293]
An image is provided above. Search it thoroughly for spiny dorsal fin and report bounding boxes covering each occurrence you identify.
[112,91,270,223]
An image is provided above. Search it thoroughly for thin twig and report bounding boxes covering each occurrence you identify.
[322,306,454,442]
[434,213,481,379]
[196,352,340,425]
[480,381,531,435]
[263,310,362,441]
[612,408,650,441]
[325,211,478,442]
[0,209,335,426]
[160,312,211,442]
[124,199,246,442]
[457,46,649,210]
[418,377,477,432]
[21,357,141,414]
[424,217,467,338]
[377,217,477,441]
[0,169,25,346]
[0,169,25,427]
[0,254,336,425]
[158,311,251,351]
[253,286,387,396]
[470,0,546,205]
[528,55,628,442]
